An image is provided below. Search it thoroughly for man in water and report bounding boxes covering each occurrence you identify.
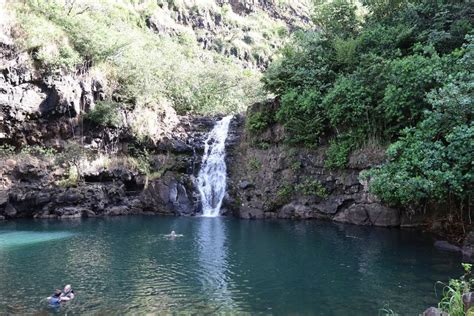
[60,284,75,301]
[47,289,62,306]
[166,230,183,239]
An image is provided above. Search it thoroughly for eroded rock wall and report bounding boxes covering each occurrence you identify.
[225,100,419,228]
[0,114,218,220]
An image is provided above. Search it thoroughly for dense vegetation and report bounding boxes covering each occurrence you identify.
[261,0,473,215]
[437,263,474,316]
[12,0,265,118]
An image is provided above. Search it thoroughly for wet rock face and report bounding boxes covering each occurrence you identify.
[226,100,402,227]
[0,113,217,219]
[0,159,199,219]
[140,172,198,216]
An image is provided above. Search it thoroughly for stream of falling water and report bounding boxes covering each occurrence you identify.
[197,116,233,217]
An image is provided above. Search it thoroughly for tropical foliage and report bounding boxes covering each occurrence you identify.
[261,0,473,212]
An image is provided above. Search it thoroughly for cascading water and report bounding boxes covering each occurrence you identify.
[197,115,233,217]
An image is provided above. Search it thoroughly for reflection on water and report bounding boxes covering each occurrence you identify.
[0,231,74,249]
[196,217,233,311]
[0,217,463,315]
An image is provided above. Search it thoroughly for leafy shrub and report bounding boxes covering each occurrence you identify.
[253,141,271,150]
[55,142,85,179]
[275,26,289,38]
[295,179,328,198]
[312,0,360,39]
[248,157,262,171]
[290,160,302,172]
[323,75,372,134]
[437,263,473,316]
[0,145,16,157]
[276,184,294,204]
[84,101,122,128]
[20,145,57,158]
[56,165,80,188]
[261,0,472,193]
[366,40,473,209]
[127,144,153,176]
[325,138,354,170]
[381,53,443,137]
[262,31,336,95]
[246,111,274,133]
[277,88,327,146]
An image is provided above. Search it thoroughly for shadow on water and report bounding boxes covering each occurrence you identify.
[0,216,463,314]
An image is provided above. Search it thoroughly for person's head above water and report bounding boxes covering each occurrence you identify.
[171,230,176,235]
[64,285,72,293]
[53,289,62,298]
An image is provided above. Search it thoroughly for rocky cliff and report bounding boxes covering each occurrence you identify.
[147,0,312,68]
[225,99,421,228]
[0,26,219,219]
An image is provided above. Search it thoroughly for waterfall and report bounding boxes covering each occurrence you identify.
[197,115,233,217]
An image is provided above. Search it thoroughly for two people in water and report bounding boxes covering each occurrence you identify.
[48,284,74,306]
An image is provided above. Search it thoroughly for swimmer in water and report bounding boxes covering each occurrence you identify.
[47,289,62,306]
[166,230,183,239]
[60,284,75,302]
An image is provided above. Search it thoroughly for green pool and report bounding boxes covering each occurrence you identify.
[0,216,461,314]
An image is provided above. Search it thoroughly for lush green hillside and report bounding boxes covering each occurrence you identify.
[8,0,311,118]
[259,0,473,215]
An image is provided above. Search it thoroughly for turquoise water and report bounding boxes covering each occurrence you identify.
[0,231,75,249]
[0,216,461,314]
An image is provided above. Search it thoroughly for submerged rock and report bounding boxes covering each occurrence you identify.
[422,307,448,316]
[434,240,462,253]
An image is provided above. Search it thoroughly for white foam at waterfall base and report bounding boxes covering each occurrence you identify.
[197,115,233,217]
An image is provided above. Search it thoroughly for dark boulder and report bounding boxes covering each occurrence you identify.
[4,203,17,218]
[334,203,400,227]
[0,190,8,206]
[56,190,83,204]
[334,204,369,225]
[105,205,130,216]
[463,231,474,262]
[239,205,264,219]
[55,206,87,218]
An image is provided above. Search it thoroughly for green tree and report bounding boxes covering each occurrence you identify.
[312,0,360,39]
